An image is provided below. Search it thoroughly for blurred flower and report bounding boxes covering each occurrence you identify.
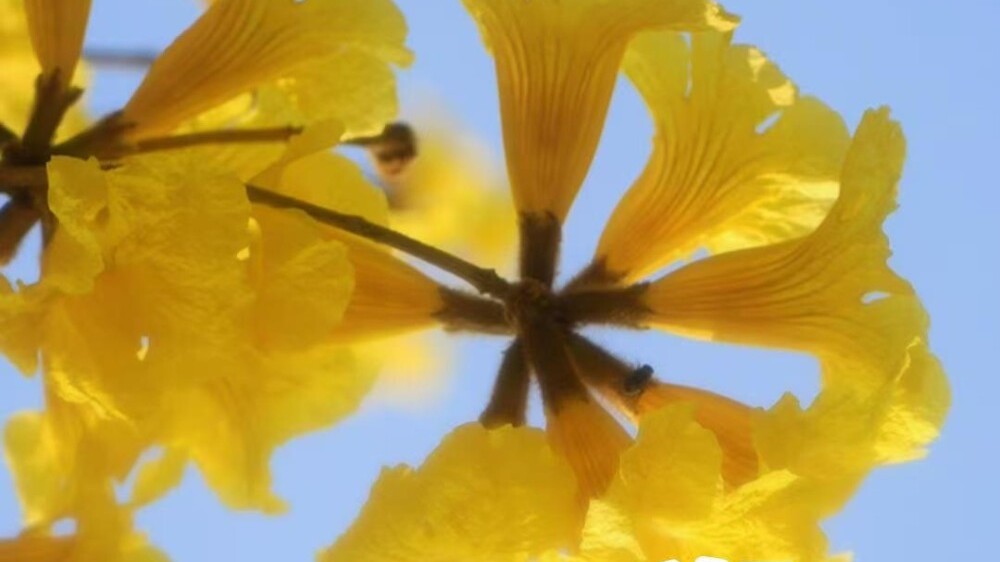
[0,0,422,554]
[368,117,517,272]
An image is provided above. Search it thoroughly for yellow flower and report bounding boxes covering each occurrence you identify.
[23,0,91,88]
[462,0,738,222]
[3,399,166,562]
[642,108,940,397]
[1,0,424,530]
[321,406,829,562]
[315,4,947,560]
[121,0,412,140]
[0,0,950,558]
[582,30,849,285]
[318,423,580,562]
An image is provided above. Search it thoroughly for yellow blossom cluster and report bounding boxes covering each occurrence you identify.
[0,0,948,561]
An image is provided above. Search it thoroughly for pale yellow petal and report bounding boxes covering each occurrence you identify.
[161,345,375,512]
[599,406,829,562]
[462,0,738,221]
[645,108,930,391]
[755,343,949,513]
[23,0,91,84]
[123,0,412,138]
[636,382,758,487]
[0,278,44,374]
[127,449,187,509]
[609,406,721,522]
[40,154,252,418]
[250,128,441,341]
[249,207,354,351]
[320,424,579,561]
[43,157,108,294]
[592,31,848,284]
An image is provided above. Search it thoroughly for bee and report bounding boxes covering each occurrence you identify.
[623,364,654,396]
[346,122,419,202]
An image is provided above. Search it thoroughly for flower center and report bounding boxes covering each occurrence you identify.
[504,278,564,330]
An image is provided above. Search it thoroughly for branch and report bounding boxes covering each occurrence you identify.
[84,48,158,68]
[134,126,303,155]
[0,165,47,193]
[245,184,512,300]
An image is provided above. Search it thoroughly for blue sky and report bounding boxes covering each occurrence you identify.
[1,0,997,560]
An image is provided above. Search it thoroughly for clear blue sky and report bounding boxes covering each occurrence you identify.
[1,1,997,560]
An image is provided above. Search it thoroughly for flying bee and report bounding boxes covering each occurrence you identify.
[346,122,419,205]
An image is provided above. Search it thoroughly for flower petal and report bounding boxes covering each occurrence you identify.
[320,424,579,561]
[546,398,632,500]
[0,278,43,374]
[0,536,74,562]
[330,237,444,341]
[755,343,950,513]
[590,31,848,284]
[636,382,759,487]
[123,0,412,138]
[252,133,444,341]
[23,0,91,84]
[462,0,738,221]
[644,108,928,390]
[0,0,88,134]
[599,406,829,562]
[161,345,376,513]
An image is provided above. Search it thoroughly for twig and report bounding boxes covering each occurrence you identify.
[84,48,158,68]
[0,165,47,193]
[246,184,512,300]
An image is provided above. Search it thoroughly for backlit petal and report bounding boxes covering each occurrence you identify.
[645,108,929,391]
[161,345,376,512]
[0,278,44,374]
[123,0,412,138]
[0,0,88,134]
[755,344,950,514]
[320,424,579,561]
[253,134,444,341]
[592,31,848,284]
[462,0,738,221]
[546,398,632,500]
[636,382,759,487]
[23,0,91,84]
[596,406,828,561]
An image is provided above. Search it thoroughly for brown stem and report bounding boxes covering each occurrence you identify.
[13,72,83,164]
[83,48,158,68]
[436,288,511,335]
[0,122,17,146]
[0,166,47,193]
[520,318,589,411]
[246,184,512,299]
[557,284,652,328]
[133,126,303,156]
[0,198,41,265]
[518,211,561,287]
[479,339,531,428]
